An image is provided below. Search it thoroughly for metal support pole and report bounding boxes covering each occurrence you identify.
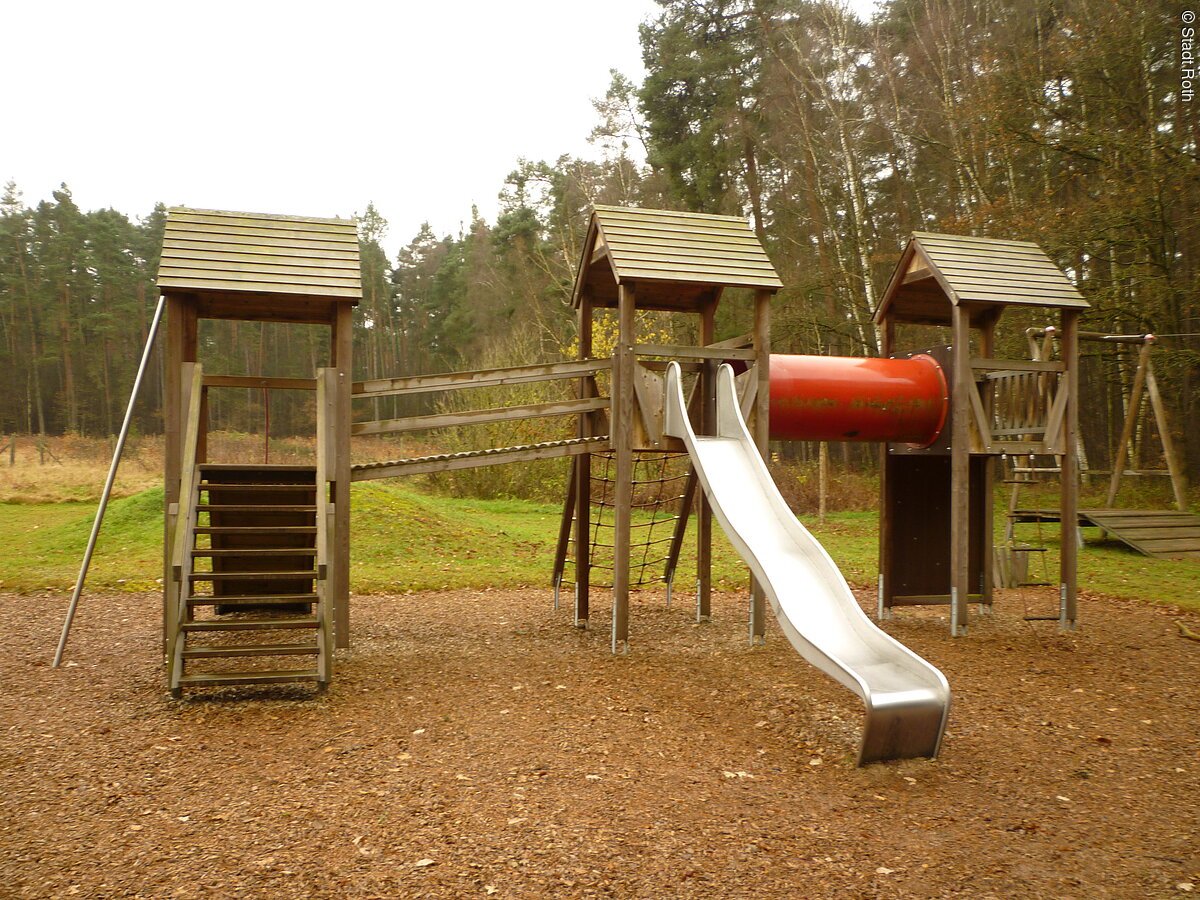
[53,294,166,666]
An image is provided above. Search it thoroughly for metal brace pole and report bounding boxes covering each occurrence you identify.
[53,294,166,666]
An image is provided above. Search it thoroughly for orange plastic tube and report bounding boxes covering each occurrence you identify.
[768,354,948,445]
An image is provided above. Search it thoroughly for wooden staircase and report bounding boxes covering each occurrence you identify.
[167,463,332,696]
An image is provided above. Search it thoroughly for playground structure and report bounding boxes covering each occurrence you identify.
[57,204,1130,764]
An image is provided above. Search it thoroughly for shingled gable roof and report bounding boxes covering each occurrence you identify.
[157,207,362,302]
[873,231,1088,326]
[572,206,782,311]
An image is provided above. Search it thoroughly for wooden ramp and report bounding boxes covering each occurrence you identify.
[1012,508,1200,560]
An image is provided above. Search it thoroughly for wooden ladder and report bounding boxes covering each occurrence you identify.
[168,464,331,696]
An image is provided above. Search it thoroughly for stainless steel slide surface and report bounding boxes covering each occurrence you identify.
[663,362,950,764]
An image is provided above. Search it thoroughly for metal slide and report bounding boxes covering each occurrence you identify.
[663,362,950,764]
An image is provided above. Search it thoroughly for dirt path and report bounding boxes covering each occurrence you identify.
[2,586,1198,898]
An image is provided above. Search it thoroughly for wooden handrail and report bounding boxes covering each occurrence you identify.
[170,363,205,583]
[167,363,204,689]
[354,358,612,398]
[352,396,609,436]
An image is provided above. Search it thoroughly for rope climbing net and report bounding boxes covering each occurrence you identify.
[560,451,690,594]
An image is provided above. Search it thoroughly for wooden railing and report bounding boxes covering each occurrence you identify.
[353,358,610,398]
[166,362,204,691]
[970,359,1067,455]
[350,358,613,479]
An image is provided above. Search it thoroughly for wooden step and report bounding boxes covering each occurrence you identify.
[188,571,315,581]
[196,504,316,513]
[181,617,319,632]
[187,594,317,607]
[177,669,320,687]
[199,463,315,473]
[191,548,317,558]
[182,643,318,659]
[201,487,316,494]
[195,526,317,534]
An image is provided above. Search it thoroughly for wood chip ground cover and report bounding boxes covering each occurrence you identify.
[2,586,1198,898]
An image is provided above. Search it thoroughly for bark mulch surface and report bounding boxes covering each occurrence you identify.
[2,586,1199,898]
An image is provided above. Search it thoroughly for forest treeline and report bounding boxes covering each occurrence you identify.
[2,0,1197,478]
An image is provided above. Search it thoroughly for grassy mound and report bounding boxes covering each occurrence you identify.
[1,482,1194,613]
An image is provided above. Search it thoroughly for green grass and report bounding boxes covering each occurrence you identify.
[0,488,165,592]
[0,482,1194,613]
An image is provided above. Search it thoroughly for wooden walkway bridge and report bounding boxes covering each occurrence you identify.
[1012,508,1200,560]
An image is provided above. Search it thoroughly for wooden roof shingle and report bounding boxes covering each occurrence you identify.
[874,231,1088,325]
[573,206,781,310]
[157,207,362,301]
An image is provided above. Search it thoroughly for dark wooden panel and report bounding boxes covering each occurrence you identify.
[885,454,988,600]
[887,455,951,597]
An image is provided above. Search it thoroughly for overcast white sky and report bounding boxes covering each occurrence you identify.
[4,0,877,257]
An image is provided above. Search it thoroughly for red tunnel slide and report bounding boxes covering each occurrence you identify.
[767,354,948,446]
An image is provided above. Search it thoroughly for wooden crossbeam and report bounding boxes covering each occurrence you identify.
[202,374,318,391]
[1041,380,1070,453]
[635,343,756,361]
[706,332,753,350]
[967,379,993,453]
[972,358,1064,374]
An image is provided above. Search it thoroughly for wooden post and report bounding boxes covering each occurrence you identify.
[1059,309,1080,629]
[878,316,895,620]
[552,458,576,610]
[163,297,182,656]
[979,311,997,611]
[316,367,338,683]
[611,284,636,653]
[818,443,829,523]
[1144,353,1189,512]
[332,304,354,649]
[575,296,593,627]
[949,304,971,636]
[1105,340,1151,508]
[663,470,697,605]
[749,289,771,643]
[696,297,716,623]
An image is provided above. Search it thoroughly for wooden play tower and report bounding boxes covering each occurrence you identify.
[872,231,1090,633]
[158,208,359,694]
[562,206,781,653]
